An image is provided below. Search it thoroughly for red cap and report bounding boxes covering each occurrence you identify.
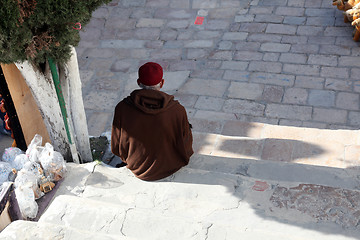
[138,62,163,86]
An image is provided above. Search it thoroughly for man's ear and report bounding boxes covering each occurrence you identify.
[160,79,164,88]
[137,79,141,87]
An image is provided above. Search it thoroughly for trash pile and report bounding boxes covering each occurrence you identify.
[0,134,66,219]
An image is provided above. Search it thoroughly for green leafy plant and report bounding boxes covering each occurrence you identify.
[0,0,111,65]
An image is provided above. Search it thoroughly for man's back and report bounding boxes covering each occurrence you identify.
[111,89,193,181]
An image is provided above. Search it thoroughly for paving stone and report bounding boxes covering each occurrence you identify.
[297,26,324,36]
[249,6,274,14]
[266,24,297,35]
[283,64,320,76]
[260,43,291,52]
[320,67,349,79]
[150,49,182,59]
[281,36,308,44]
[283,16,306,25]
[325,78,353,92]
[312,108,347,124]
[234,14,255,22]
[173,93,198,107]
[234,51,263,61]
[283,88,308,104]
[295,76,324,89]
[248,61,282,73]
[162,71,191,91]
[222,32,248,41]
[187,49,209,59]
[145,40,164,49]
[154,8,192,19]
[223,70,250,81]
[195,96,225,111]
[179,78,228,97]
[336,92,359,110]
[209,50,233,60]
[160,29,178,40]
[306,17,335,27]
[167,20,190,28]
[308,54,338,67]
[291,44,319,54]
[101,40,145,48]
[169,60,197,70]
[136,18,165,28]
[223,99,265,116]
[227,82,264,100]
[354,81,360,93]
[262,85,284,102]
[122,0,146,7]
[339,56,360,68]
[192,0,218,8]
[170,0,190,8]
[247,33,282,42]
[218,41,233,50]
[308,36,336,45]
[184,40,214,48]
[105,18,137,30]
[208,8,238,19]
[193,110,236,123]
[164,41,184,49]
[279,53,307,64]
[194,30,222,39]
[265,104,312,121]
[134,28,161,40]
[351,68,360,80]
[305,8,335,17]
[239,23,267,32]
[250,72,295,86]
[205,20,231,30]
[319,45,351,56]
[259,0,287,6]
[288,0,305,7]
[263,53,280,61]
[235,42,261,51]
[324,26,354,37]
[146,0,170,7]
[348,111,360,126]
[130,8,153,18]
[308,89,336,107]
[221,61,249,71]
[84,48,118,58]
[190,69,224,79]
[275,6,305,16]
[254,14,284,23]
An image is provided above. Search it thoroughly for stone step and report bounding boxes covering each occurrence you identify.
[191,120,360,169]
[0,220,135,240]
[188,154,360,190]
[44,163,360,239]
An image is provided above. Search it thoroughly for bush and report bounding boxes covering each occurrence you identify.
[0,0,111,65]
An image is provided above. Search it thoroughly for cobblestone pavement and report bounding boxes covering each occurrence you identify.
[77,0,360,137]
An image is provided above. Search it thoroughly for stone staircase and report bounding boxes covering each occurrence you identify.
[1,122,360,239]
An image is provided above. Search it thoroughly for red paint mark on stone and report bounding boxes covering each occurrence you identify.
[194,16,204,25]
[252,181,269,191]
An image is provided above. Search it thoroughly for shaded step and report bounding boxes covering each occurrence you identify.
[0,220,135,240]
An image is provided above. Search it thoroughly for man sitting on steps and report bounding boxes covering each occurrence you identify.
[111,62,193,181]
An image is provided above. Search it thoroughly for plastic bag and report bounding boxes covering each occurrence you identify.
[0,162,12,185]
[15,183,38,219]
[12,154,30,171]
[23,161,43,181]
[25,134,43,163]
[2,147,24,165]
[15,169,44,199]
[39,143,66,181]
